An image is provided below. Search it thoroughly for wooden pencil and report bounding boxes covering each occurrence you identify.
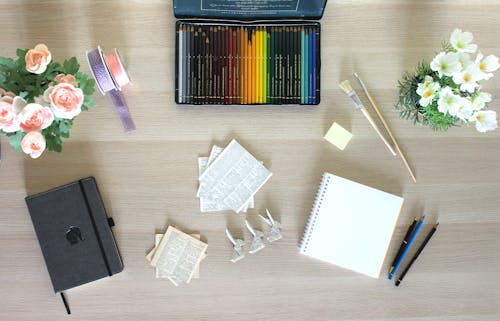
[266,27,270,103]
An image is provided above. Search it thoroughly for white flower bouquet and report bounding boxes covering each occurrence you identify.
[397,29,498,132]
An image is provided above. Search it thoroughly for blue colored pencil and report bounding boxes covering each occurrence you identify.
[301,28,305,104]
[388,216,425,280]
[311,29,317,104]
[304,30,309,104]
[308,28,313,104]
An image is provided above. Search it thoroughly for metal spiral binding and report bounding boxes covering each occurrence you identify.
[299,173,331,252]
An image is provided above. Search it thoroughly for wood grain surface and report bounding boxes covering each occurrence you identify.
[0,1,498,320]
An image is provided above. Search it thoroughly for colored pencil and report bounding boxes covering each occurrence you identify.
[388,216,425,280]
[395,223,439,286]
[312,28,317,104]
[266,29,270,103]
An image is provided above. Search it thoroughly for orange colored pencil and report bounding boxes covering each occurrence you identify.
[241,27,246,104]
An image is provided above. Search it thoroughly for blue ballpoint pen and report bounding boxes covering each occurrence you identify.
[388,215,425,280]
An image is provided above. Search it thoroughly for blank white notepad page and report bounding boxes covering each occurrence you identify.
[300,173,404,278]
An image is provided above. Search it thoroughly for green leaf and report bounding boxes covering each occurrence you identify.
[16,48,28,60]
[58,119,73,135]
[63,57,80,75]
[0,57,16,69]
[9,131,25,151]
[76,72,96,96]
[19,91,29,99]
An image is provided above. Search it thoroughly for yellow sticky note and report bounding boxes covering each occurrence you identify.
[324,122,353,150]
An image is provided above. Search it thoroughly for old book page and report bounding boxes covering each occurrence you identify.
[198,139,272,213]
[198,153,254,212]
[150,226,208,284]
[146,233,205,279]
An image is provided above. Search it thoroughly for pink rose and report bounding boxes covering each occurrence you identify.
[25,44,52,74]
[49,83,84,119]
[21,131,46,159]
[54,74,78,87]
[17,103,54,132]
[0,100,20,133]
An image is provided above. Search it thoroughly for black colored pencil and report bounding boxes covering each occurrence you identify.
[266,27,270,103]
[204,30,209,103]
[277,27,282,104]
[208,27,213,104]
[193,28,198,104]
[389,217,418,275]
[214,26,219,104]
[187,26,193,104]
[395,223,439,286]
[288,26,293,104]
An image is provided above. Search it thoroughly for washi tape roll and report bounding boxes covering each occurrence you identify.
[86,46,136,132]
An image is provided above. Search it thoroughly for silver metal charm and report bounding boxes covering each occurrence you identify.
[225,229,245,263]
[259,209,282,242]
[245,220,265,254]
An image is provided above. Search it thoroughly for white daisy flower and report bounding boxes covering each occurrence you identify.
[456,52,472,70]
[469,110,498,132]
[430,52,461,78]
[475,52,500,80]
[450,29,477,53]
[416,75,440,107]
[471,92,492,110]
[448,96,473,121]
[452,64,482,93]
[437,86,460,114]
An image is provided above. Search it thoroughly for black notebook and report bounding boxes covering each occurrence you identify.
[25,177,123,293]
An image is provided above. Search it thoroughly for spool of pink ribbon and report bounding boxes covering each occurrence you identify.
[86,47,135,132]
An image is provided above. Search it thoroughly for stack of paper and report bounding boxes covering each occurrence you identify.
[197,139,273,213]
[147,226,207,286]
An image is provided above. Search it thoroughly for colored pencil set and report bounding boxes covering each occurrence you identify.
[175,22,320,105]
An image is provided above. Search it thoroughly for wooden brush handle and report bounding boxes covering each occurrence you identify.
[360,108,397,156]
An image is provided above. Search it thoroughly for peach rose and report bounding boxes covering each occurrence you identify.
[54,74,78,87]
[21,131,46,159]
[17,103,54,132]
[25,44,52,74]
[0,88,15,104]
[0,100,20,133]
[49,83,84,119]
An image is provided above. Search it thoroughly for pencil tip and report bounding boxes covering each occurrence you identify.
[395,280,401,286]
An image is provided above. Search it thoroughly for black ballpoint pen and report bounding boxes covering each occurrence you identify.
[389,217,417,276]
[395,223,439,286]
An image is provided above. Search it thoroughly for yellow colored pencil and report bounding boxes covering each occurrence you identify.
[245,28,250,104]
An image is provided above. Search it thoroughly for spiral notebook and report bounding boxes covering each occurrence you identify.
[299,173,404,278]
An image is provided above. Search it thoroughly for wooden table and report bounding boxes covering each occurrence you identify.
[1,1,499,320]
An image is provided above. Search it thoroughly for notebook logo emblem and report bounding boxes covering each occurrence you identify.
[66,226,84,245]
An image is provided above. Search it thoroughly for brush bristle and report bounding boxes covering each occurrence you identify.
[339,80,353,94]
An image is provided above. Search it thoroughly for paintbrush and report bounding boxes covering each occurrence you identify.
[354,73,417,182]
[339,80,397,156]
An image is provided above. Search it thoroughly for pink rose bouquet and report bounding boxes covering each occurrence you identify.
[0,44,96,158]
